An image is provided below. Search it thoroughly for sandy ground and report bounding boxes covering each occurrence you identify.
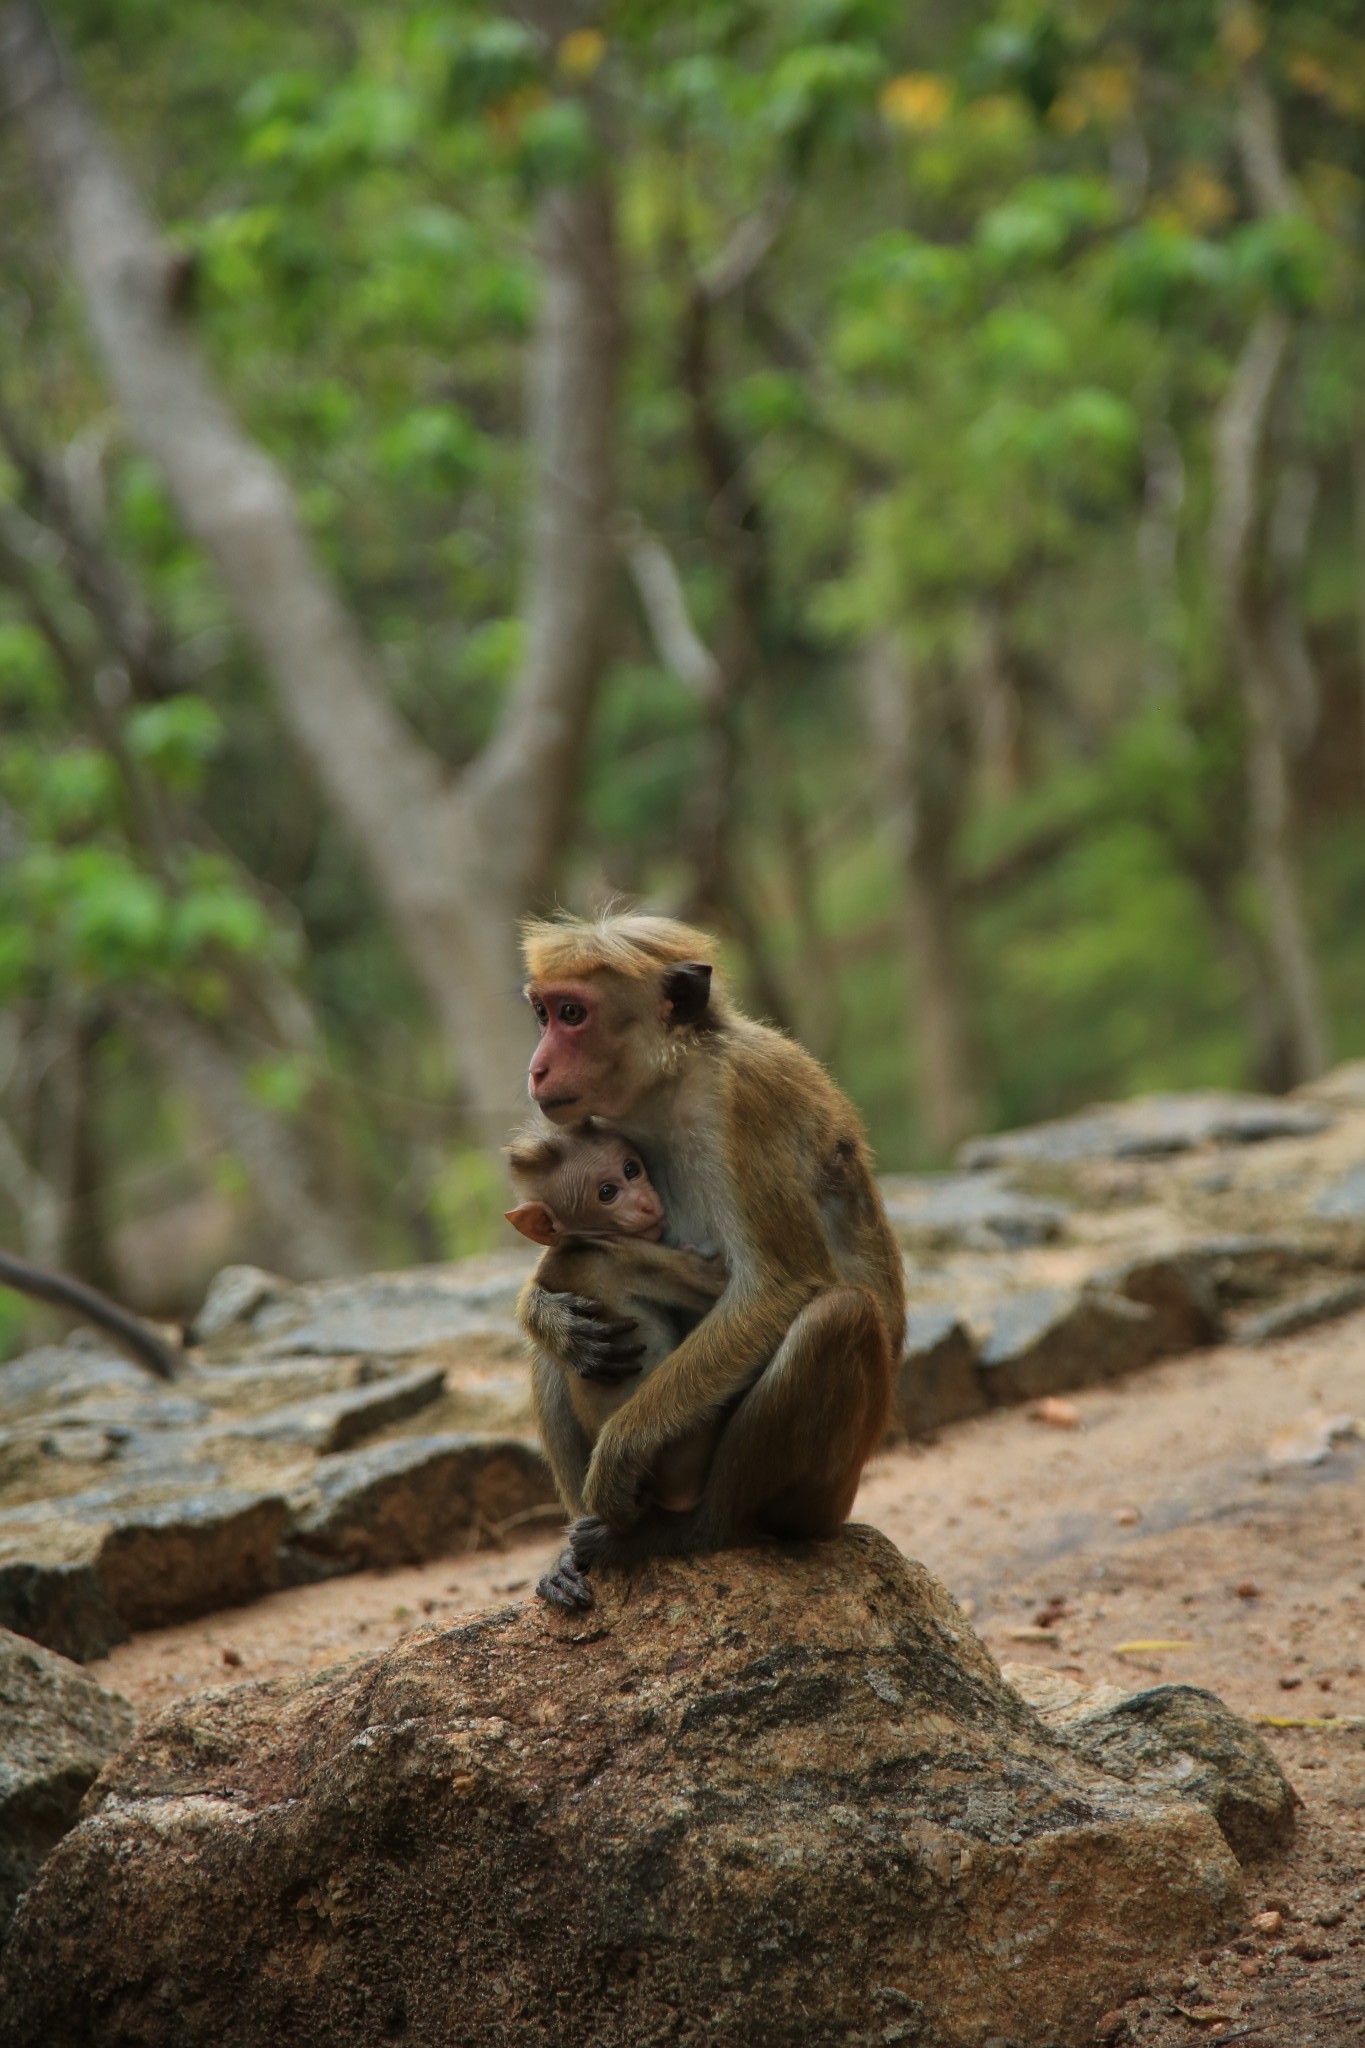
[94,1310,1365,2047]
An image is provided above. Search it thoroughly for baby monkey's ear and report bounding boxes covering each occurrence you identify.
[505,1202,561,1247]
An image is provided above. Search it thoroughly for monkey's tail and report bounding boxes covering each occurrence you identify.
[0,1249,182,1381]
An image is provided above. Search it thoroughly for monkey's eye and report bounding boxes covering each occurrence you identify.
[597,1182,619,1204]
[622,1158,641,1180]
[559,1000,587,1026]
[530,998,548,1025]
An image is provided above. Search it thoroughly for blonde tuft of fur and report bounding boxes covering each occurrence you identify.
[521,911,722,992]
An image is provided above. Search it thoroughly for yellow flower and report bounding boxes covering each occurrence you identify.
[558,29,606,80]
[880,73,952,132]
[1220,5,1265,64]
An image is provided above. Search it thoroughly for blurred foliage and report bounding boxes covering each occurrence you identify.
[1,0,1363,1330]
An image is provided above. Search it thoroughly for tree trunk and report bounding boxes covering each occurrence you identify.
[119,998,365,1281]
[0,2,622,1140]
[1210,313,1328,1085]
[863,637,980,1154]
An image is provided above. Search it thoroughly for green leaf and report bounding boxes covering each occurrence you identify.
[126,698,224,792]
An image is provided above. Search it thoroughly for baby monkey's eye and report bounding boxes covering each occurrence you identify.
[597,1182,619,1203]
[622,1158,641,1180]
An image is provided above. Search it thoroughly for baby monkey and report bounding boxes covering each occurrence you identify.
[506,1122,726,1513]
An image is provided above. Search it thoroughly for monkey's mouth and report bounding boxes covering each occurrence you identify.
[536,1093,579,1115]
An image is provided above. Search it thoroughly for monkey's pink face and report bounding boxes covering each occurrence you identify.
[526,979,637,1124]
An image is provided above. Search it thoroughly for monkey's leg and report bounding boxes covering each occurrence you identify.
[530,1354,599,1608]
[569,1287,892,1585]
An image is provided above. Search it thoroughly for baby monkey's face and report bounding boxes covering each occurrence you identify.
[568,1140,665,1241]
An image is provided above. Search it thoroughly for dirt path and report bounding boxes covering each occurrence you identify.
[94,1310,1365,2046]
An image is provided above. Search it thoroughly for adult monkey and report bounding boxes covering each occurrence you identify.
[519,912,905,1608]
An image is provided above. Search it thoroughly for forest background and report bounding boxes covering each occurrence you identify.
[1,0,1362,1351]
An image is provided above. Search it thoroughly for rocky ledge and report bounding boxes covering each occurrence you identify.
[1,1070,1362,1664]
[0,1529,1294,2048]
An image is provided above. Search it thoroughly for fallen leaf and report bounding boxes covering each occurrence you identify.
[1265,1410,1359,1467]
[1005,1625,1059,1643]
[1114,1639,1202,1656]
[1028,1396,1081,1429]
[1253,1713,1365,1729]
[1173,2005,1236,2026]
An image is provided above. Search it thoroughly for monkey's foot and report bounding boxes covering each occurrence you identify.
[536,1544,594,1610]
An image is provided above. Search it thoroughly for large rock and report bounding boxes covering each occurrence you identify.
[0,1628,133,1932]
[1003,1666,1297,1862]
[0,1530,1254,2048]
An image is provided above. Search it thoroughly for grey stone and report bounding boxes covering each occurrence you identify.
[285,1432,557,1573]
[960,1091,1331,1170]
[1238,1279,1365,1346]
[1092,1253,1221,1351]
[0,1560,127,1664]
[977,1286,1165,1402]
[244,1262,529,1359]
[881,1171,1068,1251]
[187,1265,289,1343]
[216,1365,446,1451]
[1004,1665,1297,1862]
[0,1628,134,1930]
[1,1533,1245,2048]
[1312,1163,1365,1224]
[0,1339,151,1420]
[892,1308,985,1437]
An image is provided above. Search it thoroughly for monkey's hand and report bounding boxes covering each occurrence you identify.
[536,1541,594,1610]
[519,1283,645,1384]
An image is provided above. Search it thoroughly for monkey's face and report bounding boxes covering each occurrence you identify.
[573,1142,665,1240]
[525,974,655,1124]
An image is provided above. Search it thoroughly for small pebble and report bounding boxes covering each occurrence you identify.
[1252,1910,1284,1936]
[221,1646,243,1669]
[1278,1673,1303,1690]
[1112,1508,1140,1527]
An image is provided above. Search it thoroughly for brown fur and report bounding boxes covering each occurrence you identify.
[518,912,906,1604]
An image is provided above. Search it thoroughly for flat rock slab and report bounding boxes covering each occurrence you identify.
[0,1628,133,1931]
[0,1530,1254,2048]
[1312,1163,1365,1224]
[215,1365,446,1451]
[0,1558,128,1664]
[976,1285,1166,1402]
[880,1172,1068,1251]
[1002,1665,1297,1862]
[285,1432,556,1573]
[206,1260,532,1359]
[0,1487,292,1652]
[892,1307,985,1437]
[960,1091,1331,1170]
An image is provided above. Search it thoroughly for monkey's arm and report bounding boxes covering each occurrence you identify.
[0,1249,181,1381]
[614,1241,728,1314]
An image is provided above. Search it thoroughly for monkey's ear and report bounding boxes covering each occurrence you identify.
[505,1203,560,1247]
[661,961,712,1028]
